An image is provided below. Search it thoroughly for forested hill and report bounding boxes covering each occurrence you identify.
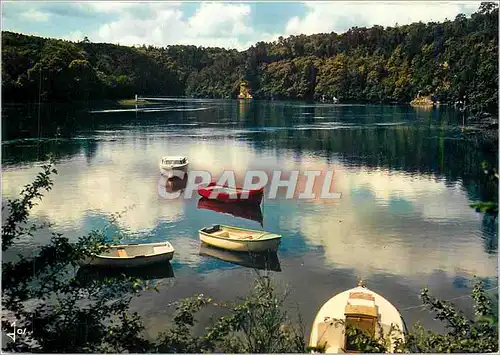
[2,2,498,114]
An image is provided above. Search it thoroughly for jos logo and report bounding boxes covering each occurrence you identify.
[5,321,29,343]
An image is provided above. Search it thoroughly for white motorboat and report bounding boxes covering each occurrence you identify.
[159,156,189,177]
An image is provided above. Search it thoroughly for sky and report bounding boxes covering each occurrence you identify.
[1,1,484,51]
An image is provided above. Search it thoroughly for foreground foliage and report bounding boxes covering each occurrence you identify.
[405,283,498,352]
[2,159,498,353]
[2,2,498,116]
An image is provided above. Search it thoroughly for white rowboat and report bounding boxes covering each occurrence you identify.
[78,241,175,268]
[198,224,281,252]
[310,280,406,353]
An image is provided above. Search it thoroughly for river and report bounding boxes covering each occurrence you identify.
[2,99,498,340]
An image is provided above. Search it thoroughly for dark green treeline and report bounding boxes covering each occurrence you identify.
[2,3,497,114]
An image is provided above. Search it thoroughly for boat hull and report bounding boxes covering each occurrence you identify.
[199,233,280,252]
[159,163,188,178]
[197,182,263,204]
[78,242,175,268]
[198,225,281,252]
[80,251,174,268]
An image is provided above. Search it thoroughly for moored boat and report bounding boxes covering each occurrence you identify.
[78,241,175,268]
[159,156,189,177]
[197,182,264,204]
[309,280,406,353]
[197,197,263,225]
[198,224,281,252]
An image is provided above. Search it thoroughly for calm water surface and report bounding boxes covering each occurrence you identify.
[2,99,498,339]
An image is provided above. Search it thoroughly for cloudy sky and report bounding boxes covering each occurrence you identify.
[1,1,483,51]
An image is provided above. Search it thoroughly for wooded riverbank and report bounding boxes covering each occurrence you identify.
[2,3,498,118]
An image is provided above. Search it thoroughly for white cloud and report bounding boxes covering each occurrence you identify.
[187,3,253,37]
[76,2,257,50]
[63,30,84,42]
[1,1,484,50]
[285,1,481,36]
[74,2,147,14]
[77,1,481,49]
[20,9,50,22]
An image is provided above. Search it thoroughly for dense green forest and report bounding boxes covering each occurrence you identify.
[2,2,498,115]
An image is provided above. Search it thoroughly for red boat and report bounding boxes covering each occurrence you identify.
[197,197,263,226]
[197,182,264,204]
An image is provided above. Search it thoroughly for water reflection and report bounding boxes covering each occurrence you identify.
[197,198,264,226]
[2,147,186,235]
[161,174,188,193]
[1,101,497,286]
[199,243,281,271]
[481,214,499,254]
[76,260,175,282]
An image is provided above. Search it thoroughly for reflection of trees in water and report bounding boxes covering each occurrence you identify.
[2,140,83,165]
[248,126,497,201]
[4,102,497,203]
[2,103,92,141]
[481,214,498,254]
[83,139,99,164]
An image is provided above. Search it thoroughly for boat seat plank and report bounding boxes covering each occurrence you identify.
[344,304,378,318]
[349,292,375,301]
[212,231,230,238]
[117,248,128,258]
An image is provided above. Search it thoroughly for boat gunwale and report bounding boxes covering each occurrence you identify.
[198,224,281,242]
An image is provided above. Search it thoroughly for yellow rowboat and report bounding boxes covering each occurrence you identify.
[198,224,281,252]
[310,280,407,353]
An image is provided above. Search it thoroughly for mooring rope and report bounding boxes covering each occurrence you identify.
[398,286,498,312]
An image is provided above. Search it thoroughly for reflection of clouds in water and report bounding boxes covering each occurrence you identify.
[2,152,184,234]
[2,139,496,281]
[292,165,495,279]
[336,167,480,222]
[187,142,258,173]
[299,213,496,279]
